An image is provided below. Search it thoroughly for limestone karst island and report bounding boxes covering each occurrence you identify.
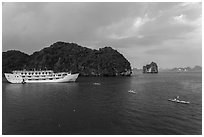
[3,41,132,77]
[143,62,158,73]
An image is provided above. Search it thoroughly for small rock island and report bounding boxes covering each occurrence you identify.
[3,41,132,76]
[143,62,158,73]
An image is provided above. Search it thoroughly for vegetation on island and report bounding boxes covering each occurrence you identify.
[3,41,132,76]
[3,50,30,73]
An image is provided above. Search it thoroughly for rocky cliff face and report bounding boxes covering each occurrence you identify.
[143,62,158,73]
[3,41,132,76]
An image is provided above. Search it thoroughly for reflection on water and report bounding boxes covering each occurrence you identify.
[2,72,202,135]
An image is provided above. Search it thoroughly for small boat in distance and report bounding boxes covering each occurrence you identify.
[4,70,79,84]
[168,96,190,104]
[93,83,101,85]
[128,90,136,94]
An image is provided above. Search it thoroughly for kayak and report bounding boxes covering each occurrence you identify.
[168,99,190,104]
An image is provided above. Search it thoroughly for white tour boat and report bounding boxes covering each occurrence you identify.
[4,70,79,84]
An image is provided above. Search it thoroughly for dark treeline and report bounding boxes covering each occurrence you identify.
[3,41,132,76]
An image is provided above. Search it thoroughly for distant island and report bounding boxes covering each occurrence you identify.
[3,41,132,76]
[132,65,201,74]
[143,62,158,73]
[157,66,202,72]
[170,66,202,72]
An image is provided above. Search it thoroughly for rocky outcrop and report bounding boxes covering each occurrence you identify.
[3,41,132,76]
[143,62,158,73]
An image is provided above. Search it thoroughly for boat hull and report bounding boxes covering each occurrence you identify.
[168,99,190,104]
[4,73,23,84]
[4,73,79,84]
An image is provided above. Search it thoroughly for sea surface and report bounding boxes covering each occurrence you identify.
[2,72,202,135]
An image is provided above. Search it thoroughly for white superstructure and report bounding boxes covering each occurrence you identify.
[4,70,79,84]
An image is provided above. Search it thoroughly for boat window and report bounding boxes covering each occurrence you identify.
[21,73,23,75]
[29,73,31,75]
[49,78,53,80]
[22,76,25,78]
[58,74,61,76]
[42,72,44,74]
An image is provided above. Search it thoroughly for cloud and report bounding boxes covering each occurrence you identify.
[2,2,202,68]
[173,14,186,23]
[101,13,155,40]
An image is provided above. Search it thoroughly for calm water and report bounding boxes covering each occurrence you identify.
[2,72,202,135]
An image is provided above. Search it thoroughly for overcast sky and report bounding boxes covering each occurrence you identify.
[2,2,202,68]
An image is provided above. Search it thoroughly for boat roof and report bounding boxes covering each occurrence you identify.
[12,70,53,73]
